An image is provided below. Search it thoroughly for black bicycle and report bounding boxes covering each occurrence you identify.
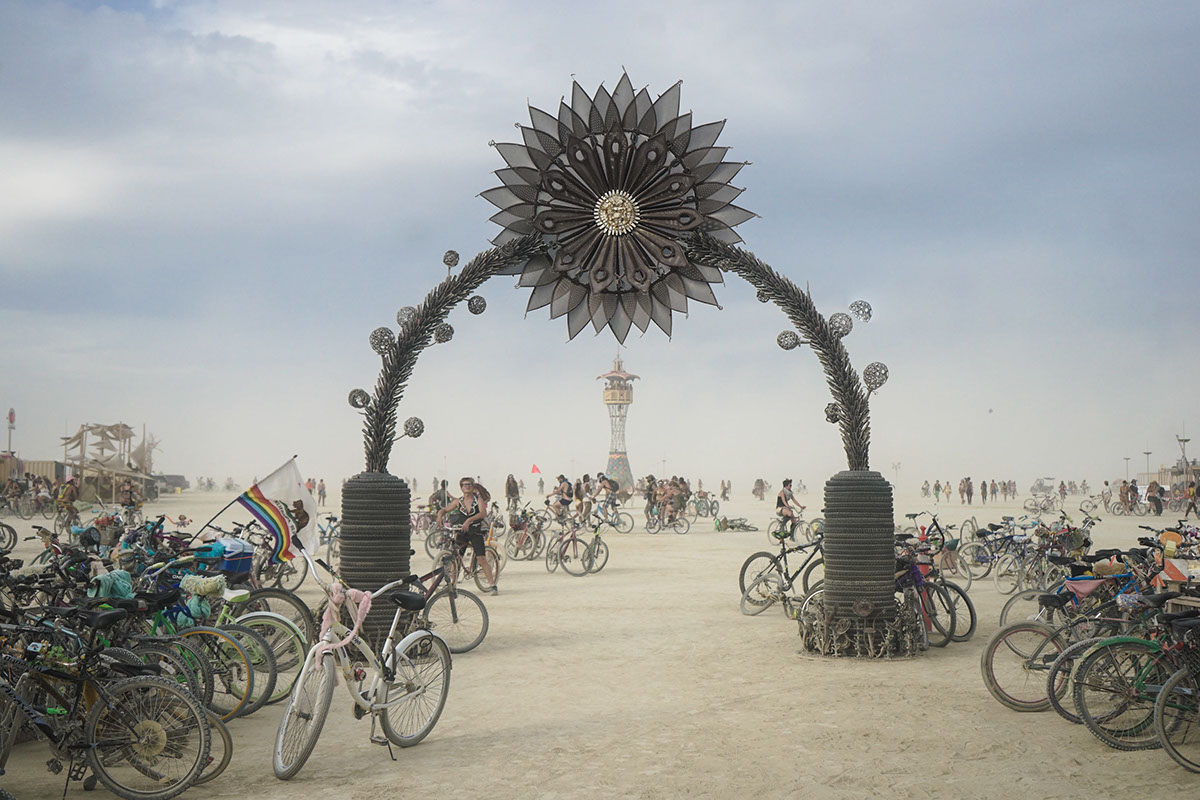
[738,534,825,617]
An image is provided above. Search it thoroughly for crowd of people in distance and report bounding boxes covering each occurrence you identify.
[920,478,1021,504]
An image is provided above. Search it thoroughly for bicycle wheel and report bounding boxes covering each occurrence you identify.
[273,652,335,780]
[424,587,488,653]
[236,611,306,704]
[472,547,501,591]
[86,675,210,800]
[738,552,778,596]
[646,516,661,534]
[993,553,1023,594]
[801,557,825,595]
[256,556,309,593]
[0,522,15,553]
[614,512,634,534]
[1024,498,1039,513]
[244,588,317,647]
[221,623,277,717]
[1047,637,1105,724]
[672,517,690,535]
[15,497,33,520]
[505,531,534,560]
[178,626,254,722]
[544,538,561,573]
[980,621,1065,711]
[765,520,784,545]
[740,574,783,615]
[559,537,593,576]
[998,588,1051,627]
[1073,640,1167,750]
[161,636,216,707]
[193,707,233,786]
[1134,502,1148,517]
[38,499,55,519]
[1080,499,1097,514]
[131,642,203,701]
[588,538,610,573]
[1155,667,1200,773]
[922,585,956,647]
[709,499,720,516]
[380,632,451,747]
[940,581,976,643]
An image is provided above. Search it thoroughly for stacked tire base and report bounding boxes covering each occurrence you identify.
[799,470,917,658]
[338,471,411,648]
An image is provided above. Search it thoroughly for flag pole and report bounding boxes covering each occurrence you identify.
[186,495,242,547]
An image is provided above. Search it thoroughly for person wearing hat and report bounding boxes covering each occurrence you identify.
[57,475,81,526]
[547,474,572,523]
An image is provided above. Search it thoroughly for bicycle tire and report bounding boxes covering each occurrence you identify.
[588,538,610,573]
[1072,639,1166,750]
[740,574,779,615]
[738,552,778,596]
[801,557,825,596]
[256,556,309,593]
[646,517,661,534]
[15,497,33,521]
[672,517,690,535]
[379,633,451,747]
[998,588,1053,627]
[472,547,501,591]
[544,539,561,573]
[709,500,720,516]
[193,707,234,786]
[131,642,203,701]
[993,553,1022,595]
[235,611,306,704]
[923,585,956,647]
[245,588,316,647]
[85,675,210,800]
[559,537,593,576]
[0,522,15,553]
[614,512,635,534]
[424,588,488,653]
[1154,667,1200,773]
[1046,636,1105,724]
[159,635,216,707]
[980,621,1065,711]
[178,626,255,722]
[940,581,976,642]
[221,623,277,718]
[273,652,335,780]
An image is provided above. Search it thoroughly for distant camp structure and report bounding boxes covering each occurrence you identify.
[58,422,161,501]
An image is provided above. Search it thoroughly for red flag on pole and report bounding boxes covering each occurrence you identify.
[531,464,541,474]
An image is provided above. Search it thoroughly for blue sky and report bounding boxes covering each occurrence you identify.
[2,1,1198,491]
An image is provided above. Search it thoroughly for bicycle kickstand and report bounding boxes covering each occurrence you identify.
[368,716,399,762]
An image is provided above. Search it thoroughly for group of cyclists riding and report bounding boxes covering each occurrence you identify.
[1,472,144,529]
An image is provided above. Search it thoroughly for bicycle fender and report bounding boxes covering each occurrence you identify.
[392,628,452,669]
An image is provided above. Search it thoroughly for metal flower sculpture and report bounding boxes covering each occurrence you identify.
[396,306,416,327]
[825,403,841,424]
[369,327,395,355]
[849,300,872,322]
[402,417,424,439]
[443,251,460,268]
[348,389,371,409]
[777,331,800,350]
[863,362,889,392]
[484,73,754,342]
[467,296,487,315]
[434,323,454,343]
[828,312,853,338]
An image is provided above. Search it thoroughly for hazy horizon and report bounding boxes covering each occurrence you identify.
[2,1,1198,492]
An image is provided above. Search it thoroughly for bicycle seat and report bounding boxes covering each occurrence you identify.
[135,588,182,610]
[1141,591,1181,608]
[1161,609,1200,623]
[1038,593,1072,610]
[1090,549,1122,560]
[905,513,919,519]
[987,523,1003,532]
[380,587,426,611]
[1002,516,1014,521]
[1170,617,1200,638]
[1047,555,1075,566]
[48,606,129,630]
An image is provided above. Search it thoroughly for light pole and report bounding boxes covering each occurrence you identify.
[1144,450,1153,478]
[891,462,901,485]
[1179,435,1191,483]
[1124,457,1131,480]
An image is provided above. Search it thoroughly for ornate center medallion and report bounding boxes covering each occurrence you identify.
[593,190,640,236]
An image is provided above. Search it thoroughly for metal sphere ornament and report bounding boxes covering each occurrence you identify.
[369,327,394,355]
[756,290,771,303]
[829,312,853,338]
[825,403,840,424]
[434,323,454,344]
[485,72,753,343]
[348,389,371,409]
[396,306,417,327]
[403,417,425,439]
[443,250,459,268]
[777,331,800,351]
[849,300,872,322]
[467,296,487,315]
[863,362,890,392]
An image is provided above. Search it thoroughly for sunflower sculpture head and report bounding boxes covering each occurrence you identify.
[484,73,754,342]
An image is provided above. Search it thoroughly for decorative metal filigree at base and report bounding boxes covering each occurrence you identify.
[798,595,922,658]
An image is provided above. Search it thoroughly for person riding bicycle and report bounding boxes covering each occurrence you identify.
[56,475,81,526]
[435,477,498,595]
[775,479,804,537]
[547,474,572,523]
[117,479,142,512]
[596,473,619,512]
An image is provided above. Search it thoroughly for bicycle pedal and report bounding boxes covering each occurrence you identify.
[369,735,390,746]
[69,759,89,782]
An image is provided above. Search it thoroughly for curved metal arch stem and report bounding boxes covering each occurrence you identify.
[362,231,870,473]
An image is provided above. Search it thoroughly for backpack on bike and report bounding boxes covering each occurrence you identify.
[564,482,574,500]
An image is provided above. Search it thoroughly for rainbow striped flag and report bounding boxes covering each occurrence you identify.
[235,459,316,563]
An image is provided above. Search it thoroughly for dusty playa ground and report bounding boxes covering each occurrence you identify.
[4,490,1198,799]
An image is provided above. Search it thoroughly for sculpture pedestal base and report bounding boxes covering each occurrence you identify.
[797,469,921,658]
[338,471,411,647]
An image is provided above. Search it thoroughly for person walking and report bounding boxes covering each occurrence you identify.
[317,479,326,506]
[1184,481,1198,519]
[1129,479,1140,512]
[980,478,987,505]
[933,480,942,502]
[1148,480,1164,516]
